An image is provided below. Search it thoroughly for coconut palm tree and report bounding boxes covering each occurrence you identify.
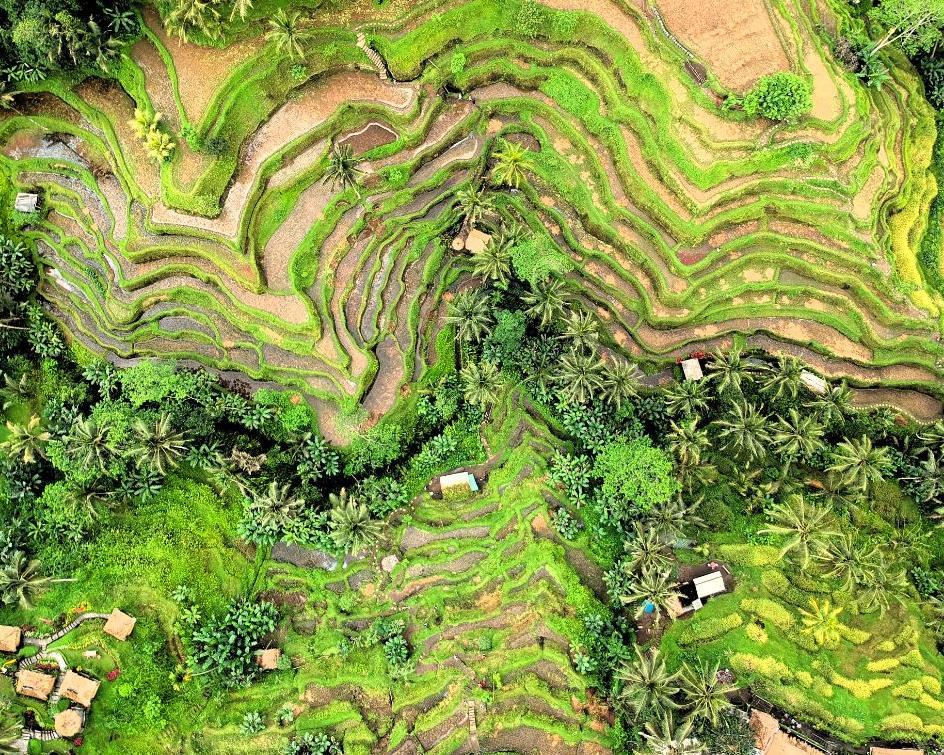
[706,347,756,397]
[455,184,494,228]
[600,357,641,410]
[760,495,837,569]
[857,557,909,616]
[679,659,737,725]
[0,415,50,464]
[647,495,704,541]
[623,522,672,575]
[328,492,382,555]
[678,457,719,496]
[266,8,308,59]
[761,355,804,403]
[828,436,892,495]
[904,449,944,508]
[615,646,680,722]
[461,361,503,409]
[772,408,824,480]
[664,380,710,418]
[0,551,74,609]
[0,373,30,410]
[556,349,604,405]
[65,416,113,474]
[806,381,852,427]
[445,289,493,345]
[130,414,188,476]
[521,277,569,330]
[470,235,513,286]
[642,712,705,755]
[322,144,363,198]
[245,482,305,537]
[489,140,533,188]
[230,0,253,22]
[799,598,843,647]
[817,533,880,593]
[559,310,599,353]
[165,0,222,42]
[621,568,680,619]
[667,418,710,467]
[714,401,771,463]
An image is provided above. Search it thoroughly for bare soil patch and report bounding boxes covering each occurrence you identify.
[656,0,790,91]
[337,122,398,155]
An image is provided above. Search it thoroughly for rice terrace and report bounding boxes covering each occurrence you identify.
[6,0,944,752]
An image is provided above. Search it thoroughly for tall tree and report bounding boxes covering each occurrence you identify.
[267,8,309,59]
[867,0,944,56]
[828,436,892,495]
[761,355,804,403]
[679,659,737,725]
[714,401,771,464]
[322,144,363,198]
[556,349,604,405]
[328,491,382,554]
[817,533,880,593]
[623,522,672,575]
[642,712,705,755]
[461,361,503,409]
[0,551,73,610]
[621,568,680,620]
[667,418,710,467]
[64,416,113,474]
[559,310,599,353]
[521,277,569,330]
[805,381,852,427]
[600,357,641,410]
[0,414,50,464]
[469,236,513,286]
[615,646,680,722]
[489,140,533,188]
[706,347,755,396]
[445,290,493,345]
[130,414,188,476]
[771,408,824,480]
[455,184,494,228]
[664,380,710,419]
[761,495,836,569]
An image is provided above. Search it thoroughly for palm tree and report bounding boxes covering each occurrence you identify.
[806,381,852,427]
[667,418,710,467]
[461,361,503,409]
[470,235,513,286]
[246,482,305,535]
[856,556,909,616]
[230,0,254,22]
[714,401,771,463]
[679,659,737,725]
[130,414,188,476]
[556,349,604,405]
[489,140,533,188]
[328,491,382,554]
[164,0,222,42]
[615,646,680,722]
[267,8,308,59]
[521,277,569,330]
[828,436,892,495]
[0,415,50,464]
[904,449,944,507]
[772,408,824,480]
[664,380,711,418]
[761,355,804,402]
[706,347,755,396]
[600,357,641,410]
[760,495,837,569]
[623,522,672,575]
[817,533,880,593]
[647,495,704,541]
[642,712,705,755]
[0,551,74,609]
[0,373,30,409]
[559,310,599,353]
[65,416,113,474]
[446,290,493,345]
[621,568,680,620]
[322,144,363,198]
[799,598,843,647]
[455,184,494,228]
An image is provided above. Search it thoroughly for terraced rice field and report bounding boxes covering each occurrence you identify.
[2,0,943,437]
[195,390,612,753]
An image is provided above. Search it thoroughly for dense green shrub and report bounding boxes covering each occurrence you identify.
[740,598,795,630]
[715,543,780,566]
[743,73,812,121]
[189,598,278,688]
[593,437,677,514]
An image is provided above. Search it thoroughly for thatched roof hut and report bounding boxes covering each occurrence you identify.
[0,625,21,652]
[54,708,84,737]
[103,609,136,641]
[15,669,56,701]
[60,671,100,707]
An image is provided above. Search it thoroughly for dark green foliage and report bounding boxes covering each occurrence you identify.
[482,309,527,369]
[593,438,678,515]
[695,710,755,755]
[189,598,278,688]
[345,421,406,475]
[282,732,341,755]
[742,72,813,121]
